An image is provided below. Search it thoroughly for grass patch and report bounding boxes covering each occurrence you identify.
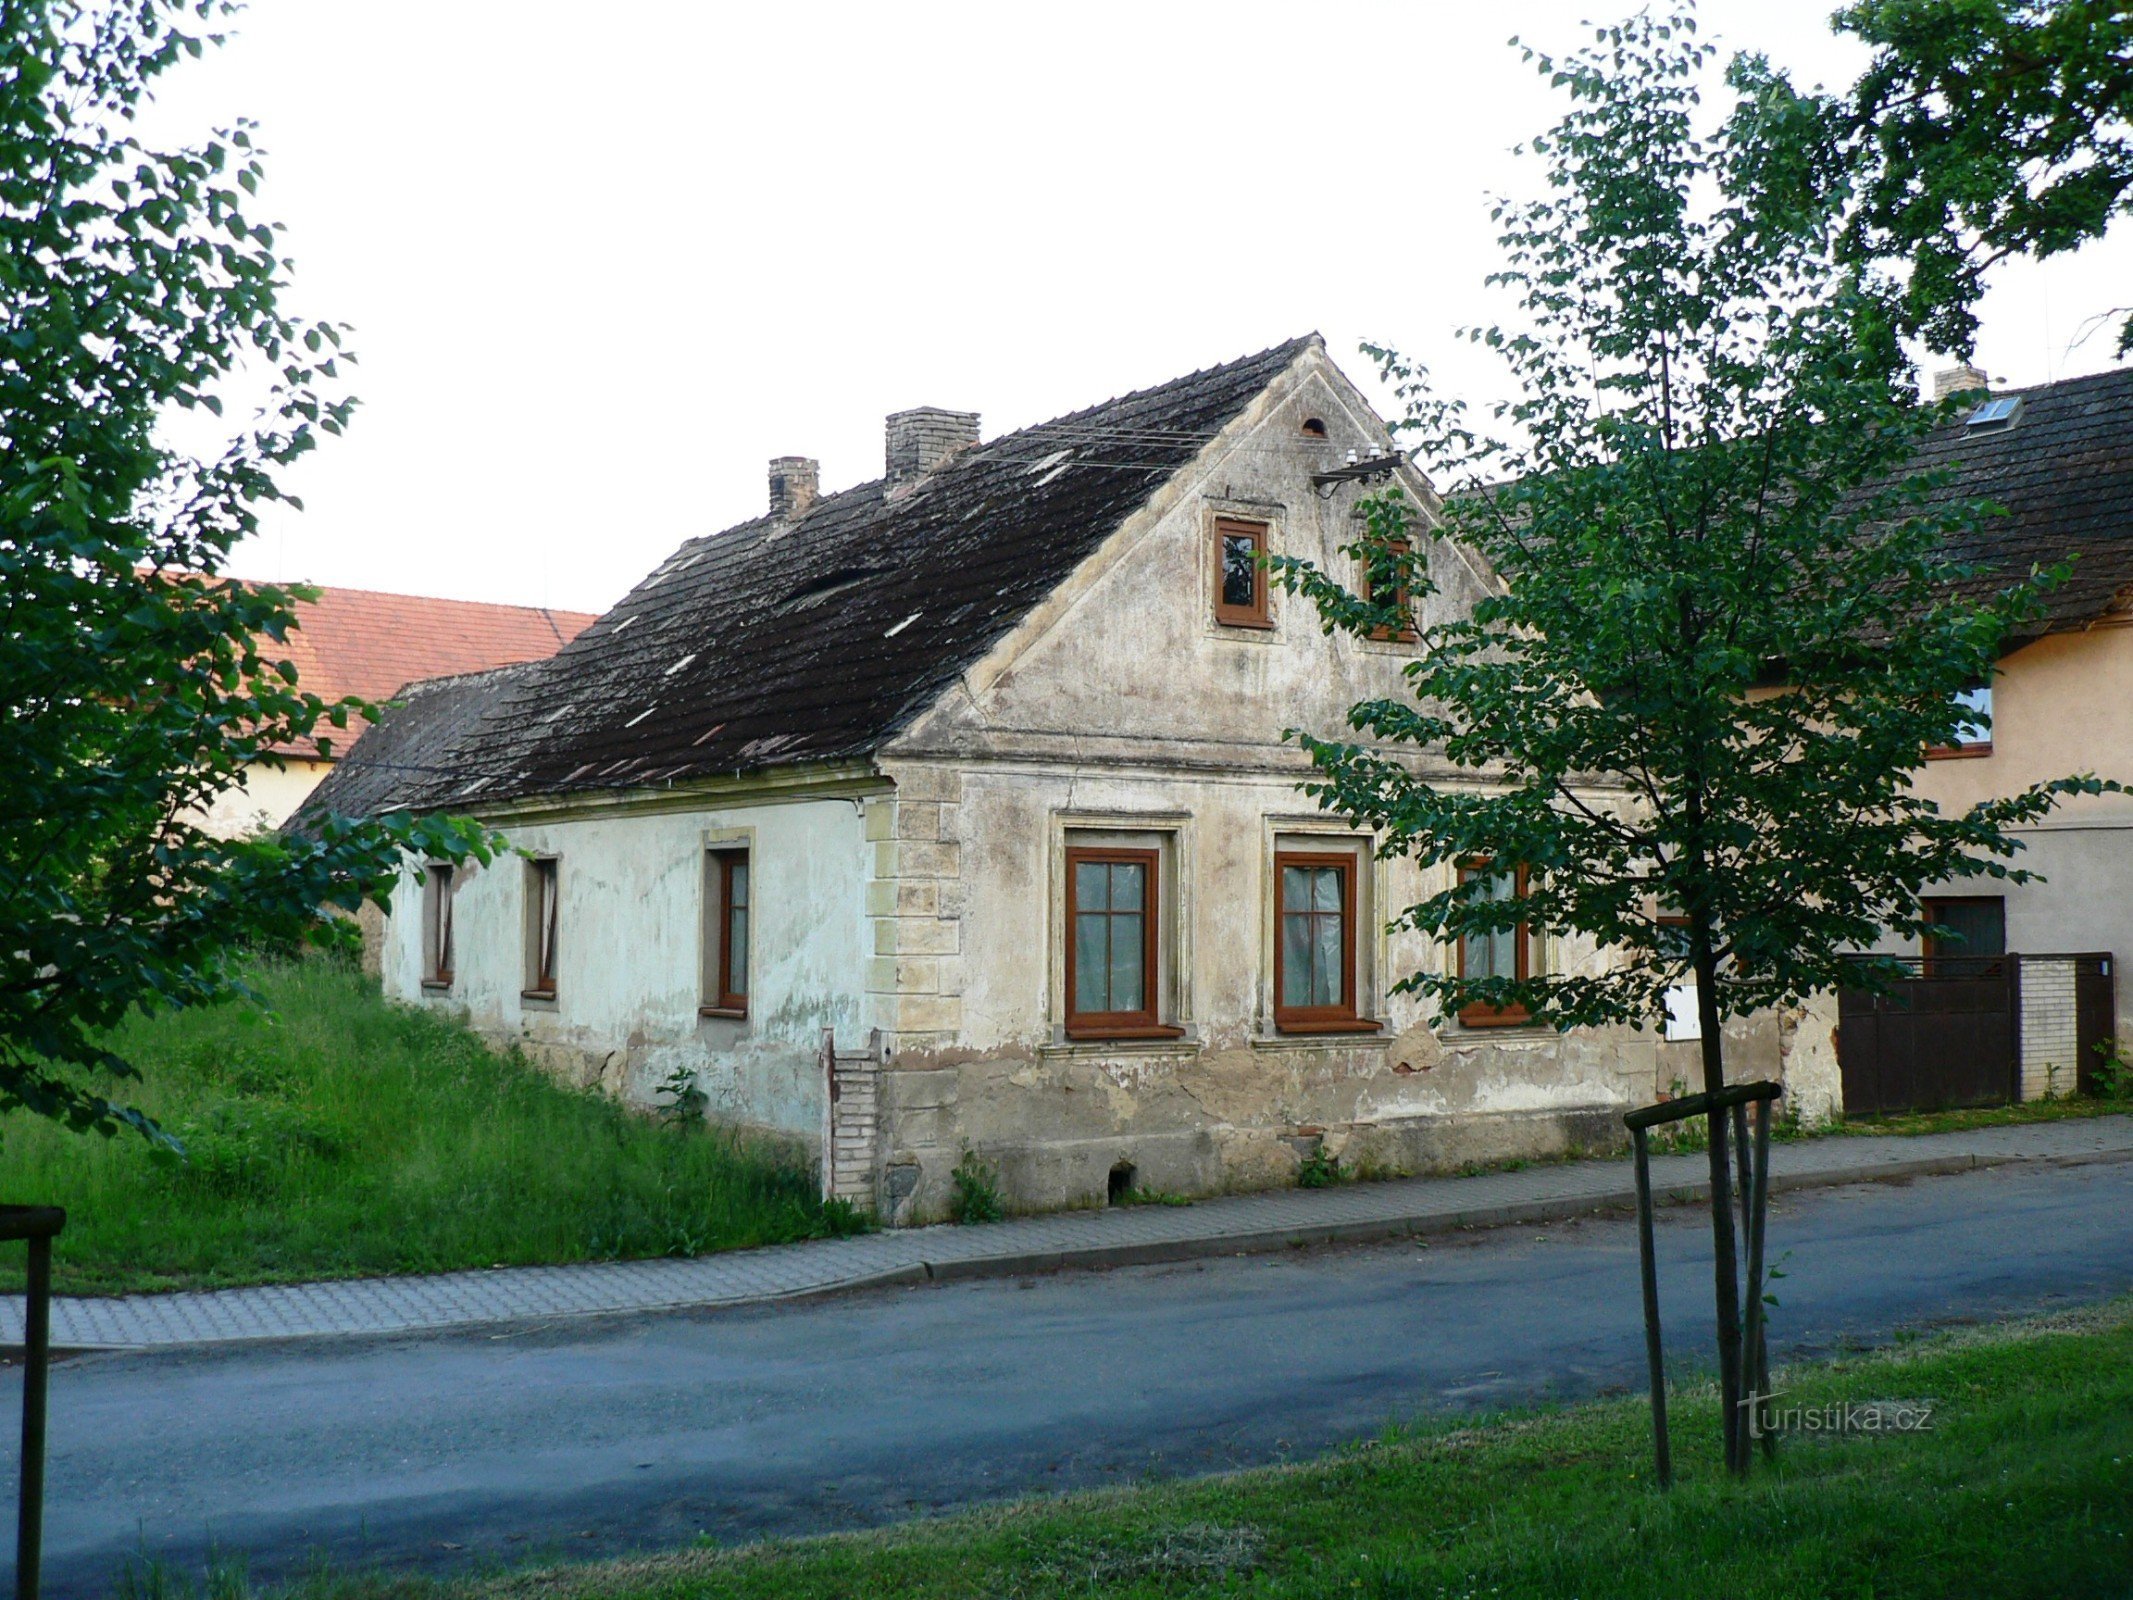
[0,958,863,1295]
[113,1296,2133,1600]
[1811,1095,2129,1140]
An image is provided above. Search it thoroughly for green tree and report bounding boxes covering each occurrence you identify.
[1734,0,2133,355]
[1278,9,2114,1476]
[1,0,491,1145]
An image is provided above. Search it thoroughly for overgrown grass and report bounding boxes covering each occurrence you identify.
[0,958,862,1295]
[119,1298,2133,1600]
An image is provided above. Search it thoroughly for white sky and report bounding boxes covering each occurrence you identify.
[147,1,2132,614]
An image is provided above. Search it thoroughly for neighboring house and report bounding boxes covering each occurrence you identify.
[326,336,1809,1223]
[1833,365,2133,1114]
[197,585,596,836]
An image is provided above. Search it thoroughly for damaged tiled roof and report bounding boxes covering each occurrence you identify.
[1911,364,2133,638]
[403,335,1320,809]
[260,585,596,757]
[287,663,540,833]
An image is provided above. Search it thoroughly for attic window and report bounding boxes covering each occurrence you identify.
[1965,396,2022,430]
[1301,417,1328,438]
[1212,517,1272,629]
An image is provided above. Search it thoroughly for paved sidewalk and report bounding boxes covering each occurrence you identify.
[6,1115,2128,1351]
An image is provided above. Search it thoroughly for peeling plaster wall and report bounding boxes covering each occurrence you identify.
[381,795,870,1144]
[868,358,1785,1222]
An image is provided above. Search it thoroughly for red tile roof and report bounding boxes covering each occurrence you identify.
[255,584,597,758]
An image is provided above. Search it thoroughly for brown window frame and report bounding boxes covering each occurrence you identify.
[421,863,455,990]
[1365,537,1418,643]
[1272,849,1377,1034]
[1925,683,1994,760]
[1921,895,2007,976]
[1063,845,1182,1041]
[523,856,560,1001]
[1212,517,1273,629]
[702,847,750,1018]
[1456,859,1531,1028]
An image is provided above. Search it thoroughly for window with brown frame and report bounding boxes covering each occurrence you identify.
[523,857,559,999]
[1212,517,1272,628]
[1064,845,1180,1040]
[421,863,455,989]
[1364,538,1418,642]
[1456,860,1531,1027]
[1922,895,2005,976]
[1273,850,1376,1033]
[1925,684,1993,759]
[703,847,750,1017]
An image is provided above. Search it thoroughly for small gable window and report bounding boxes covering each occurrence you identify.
[1213,517,1272,629]
[1365,537,1418,643]
[1926,684,1993,759]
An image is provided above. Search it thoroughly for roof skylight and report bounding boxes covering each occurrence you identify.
[1965,396,2022,430]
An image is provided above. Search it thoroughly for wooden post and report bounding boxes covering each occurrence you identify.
[6,1207,64,1600]
[1624,1083,1779,1485]
[819,1027,838,1203]
[1747,1097,1776,1461]
[1631,1126,1671,1489]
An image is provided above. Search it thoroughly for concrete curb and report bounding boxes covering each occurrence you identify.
[17,1142,2130,1357]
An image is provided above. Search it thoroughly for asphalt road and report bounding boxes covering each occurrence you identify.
[10,1157,2133,1597]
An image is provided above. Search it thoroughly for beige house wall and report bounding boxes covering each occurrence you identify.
[192,756,331,839]
[1907,618,2133,1058]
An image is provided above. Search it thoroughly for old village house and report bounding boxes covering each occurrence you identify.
[303,340,2133,1220]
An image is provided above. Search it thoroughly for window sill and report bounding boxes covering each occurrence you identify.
[698,1005,748,1021]
[1924,744,1993,760]
[520,989,558,1010]
[1213,614,1276,632]
[1272,1017,1383,1036]
[420,979,452,995]
[1063,1022,1187,1043]
[1040,1034,1198,1060]
[1446,1021,1560,1043]
[1250,1030,1390,1052]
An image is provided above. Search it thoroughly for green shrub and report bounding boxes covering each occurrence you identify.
[948,1148,1003,1223]
[1296,1145,1342,1188]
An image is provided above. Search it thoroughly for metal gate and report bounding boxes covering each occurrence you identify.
[1837,956,2018,1116]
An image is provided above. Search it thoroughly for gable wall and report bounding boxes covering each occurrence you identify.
[865,355,1788,1220]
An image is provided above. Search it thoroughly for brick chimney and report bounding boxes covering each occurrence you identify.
[885,407,979,484]
[768,456,818,519]
[1932,362,1990,401]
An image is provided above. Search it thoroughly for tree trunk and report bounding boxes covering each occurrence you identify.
[1692,930,1747,1476]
